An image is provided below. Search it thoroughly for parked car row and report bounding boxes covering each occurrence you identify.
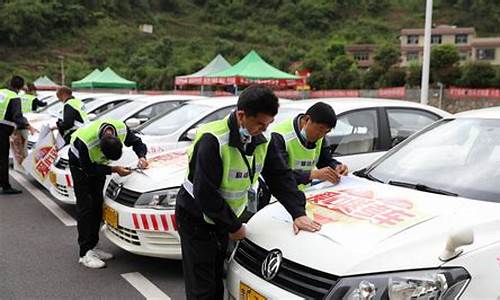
[25,91,500,298]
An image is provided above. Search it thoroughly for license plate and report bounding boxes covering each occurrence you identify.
[240,282,266,300]
[103,205,118,229]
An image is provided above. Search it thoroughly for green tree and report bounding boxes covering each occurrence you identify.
[328,55,361,89]
[373,43,400,70]
[430,44,460,85]
[406,62,422,88]
[460,62,496,88]
[361,65,384,89]
[381,67,406,87]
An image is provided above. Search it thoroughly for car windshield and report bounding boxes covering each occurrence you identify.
[97,100,143,119]
[367,118,500,202]
[140,103,212,136]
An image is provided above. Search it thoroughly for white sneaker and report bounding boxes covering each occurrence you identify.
[78,250,106,269]
[93,248,114,261]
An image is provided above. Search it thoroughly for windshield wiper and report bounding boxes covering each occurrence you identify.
[352,168,383,183]
[388,180,458,196]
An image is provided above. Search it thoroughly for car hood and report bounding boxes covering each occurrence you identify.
[110,148,188,193]
[246,175,500,276]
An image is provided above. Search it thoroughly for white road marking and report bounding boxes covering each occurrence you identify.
[121,272,171,300]
[10,172,77,226]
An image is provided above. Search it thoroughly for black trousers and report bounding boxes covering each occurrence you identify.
[176,205,229,300]
[0,128,11,189]
[70,165,106,257]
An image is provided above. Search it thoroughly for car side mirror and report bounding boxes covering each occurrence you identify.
[186,128,197,141]
[88,113,97,121]
[125,118,142,129]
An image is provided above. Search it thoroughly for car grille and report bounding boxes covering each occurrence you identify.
[106,180,141,207]
[27,141,36,150]
[55,183,69,197]
[55,158,69,169]
[235,239,339,299]
[141,231,180,246]
[106,224,141,246]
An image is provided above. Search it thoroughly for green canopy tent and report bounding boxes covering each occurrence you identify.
[205,50,304,92]
[175,54,232,86]
[71,69,102,89]
[71,67,136,89]
[33,76,60,90]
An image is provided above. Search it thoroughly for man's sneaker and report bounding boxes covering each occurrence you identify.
[78,250,106,269]
[1,187,22,194]
[93,248,114,261]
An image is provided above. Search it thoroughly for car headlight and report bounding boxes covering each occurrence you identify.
[328,268,470,300]
[134,187,180,209]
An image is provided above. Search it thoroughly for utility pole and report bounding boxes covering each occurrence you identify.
[59,55,65,86]
[420,0,433,105]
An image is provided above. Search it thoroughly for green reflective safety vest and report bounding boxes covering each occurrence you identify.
[70,119,127,165]
[0,88,19,127]
[184,117,269,224]
[20,94,36,113]
[64,98,89,135]
[272,117,323,191]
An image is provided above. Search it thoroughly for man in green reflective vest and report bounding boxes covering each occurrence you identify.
[175,85,321,300]
[271,102,349,193]
[0,76,31,194]
[20,83,47,113]
[56,86,89,144]
[69,119,148,268]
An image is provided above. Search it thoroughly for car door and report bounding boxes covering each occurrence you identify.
[327,108,384,172]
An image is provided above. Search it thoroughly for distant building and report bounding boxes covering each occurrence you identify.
[400,25,475,66]
[346,25,500,68]
[471,37,500,65]
[345,44,377,68]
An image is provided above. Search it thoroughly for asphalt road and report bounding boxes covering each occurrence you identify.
[0,172,186,299]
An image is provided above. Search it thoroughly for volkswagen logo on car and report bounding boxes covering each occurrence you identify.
[111,183,123,200]
[261,249,282,281]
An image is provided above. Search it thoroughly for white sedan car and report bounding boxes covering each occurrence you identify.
[48,95,205,203]
[102,98,449,259]
[227,106,500,299]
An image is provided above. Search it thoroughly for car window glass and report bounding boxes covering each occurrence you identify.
[387,108,439,146]
[196,106,235,125]
[140,103,212,136]
[329,109,378,155]
[90,100,128,115]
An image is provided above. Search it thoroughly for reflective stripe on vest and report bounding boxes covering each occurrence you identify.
[0,89,18,128]
[185,117,269,224]
[70,119,127,165]
[64,98,89,135]
[272,117,323,191]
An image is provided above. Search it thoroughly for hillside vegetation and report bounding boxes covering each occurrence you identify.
[1,0,499,89]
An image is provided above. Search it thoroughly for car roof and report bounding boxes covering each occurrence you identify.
[136,94,206,102]
[454,106,500,119]
[282,97,451,116]
[187,96,292,108]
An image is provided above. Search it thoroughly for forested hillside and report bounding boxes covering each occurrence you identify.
[1,0,499,89]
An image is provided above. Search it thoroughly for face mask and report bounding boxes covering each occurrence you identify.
[300,128,308,142]
[239,127,252,143]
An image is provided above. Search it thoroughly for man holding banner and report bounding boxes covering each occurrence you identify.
[0,76,30,194]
